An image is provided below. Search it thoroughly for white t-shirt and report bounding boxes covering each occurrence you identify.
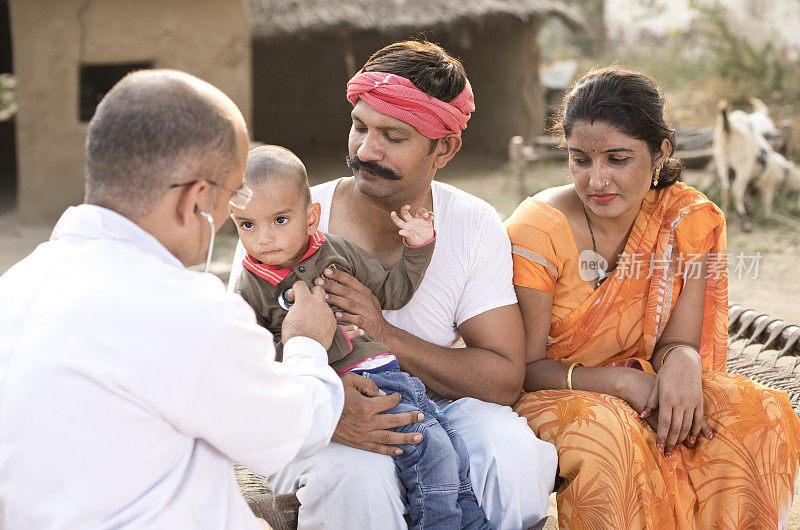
[0,205,343,529]
[312,178,518,347]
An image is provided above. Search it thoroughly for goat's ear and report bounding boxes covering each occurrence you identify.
[749,97,769,116]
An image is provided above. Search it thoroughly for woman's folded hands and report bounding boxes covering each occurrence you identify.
[620,349,713,456]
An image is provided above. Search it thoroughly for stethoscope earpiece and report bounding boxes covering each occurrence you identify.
[198,210,215,273]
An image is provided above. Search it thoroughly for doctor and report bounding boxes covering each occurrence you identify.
[0,70,343,529]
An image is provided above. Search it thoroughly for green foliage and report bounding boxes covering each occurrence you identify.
[572,38,710,93]
[559,0,607,56]
[0,73,16,122]
[690,0,799,102]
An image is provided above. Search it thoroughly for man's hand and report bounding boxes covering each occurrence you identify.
[390,205,434,247]
[333,372,424,455]
[314,269,392,342]
[282,281,337,349]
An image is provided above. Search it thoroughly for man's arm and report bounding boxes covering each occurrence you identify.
[319,272,524,456]
[384,303,525,404]
[319,270,525,406]
[324,301,524,457]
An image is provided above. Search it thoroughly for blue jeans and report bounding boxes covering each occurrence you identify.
[359,369,491,530]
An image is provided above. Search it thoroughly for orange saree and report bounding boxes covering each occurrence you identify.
[505,183,800,529]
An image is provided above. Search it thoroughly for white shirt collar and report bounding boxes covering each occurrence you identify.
[51,204,184,269]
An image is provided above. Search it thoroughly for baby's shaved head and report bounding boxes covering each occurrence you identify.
[245,145,310,204]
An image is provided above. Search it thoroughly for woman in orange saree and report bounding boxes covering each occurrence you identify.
[506,66,800,529]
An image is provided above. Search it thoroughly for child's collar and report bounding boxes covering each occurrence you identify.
[242,231,325,286]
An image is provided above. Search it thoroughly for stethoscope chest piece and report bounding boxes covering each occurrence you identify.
[278,288,293,310]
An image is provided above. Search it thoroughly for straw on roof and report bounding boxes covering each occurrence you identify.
[249,0,585,40]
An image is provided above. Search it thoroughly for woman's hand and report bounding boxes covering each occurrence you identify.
[641,347,713,455]
[618,368,659,432]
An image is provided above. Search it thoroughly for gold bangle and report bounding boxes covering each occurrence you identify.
[660,344,695,366]
[566,362,583,391]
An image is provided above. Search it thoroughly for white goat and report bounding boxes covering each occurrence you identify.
[756,149,800,218]
[712,97,780,231]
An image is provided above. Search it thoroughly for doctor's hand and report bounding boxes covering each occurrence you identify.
[282,281,337,350]
[333,372,424,456]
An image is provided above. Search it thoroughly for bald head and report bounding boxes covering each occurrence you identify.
[85,69,247,218]
[245,145,310,204]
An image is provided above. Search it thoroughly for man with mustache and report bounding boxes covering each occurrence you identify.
[266,40,558,529]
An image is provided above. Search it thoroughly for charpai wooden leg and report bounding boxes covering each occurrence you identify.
[245,492,294,530]
[528,515,558,530]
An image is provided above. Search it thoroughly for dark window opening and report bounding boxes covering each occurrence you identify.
[79,62,152,121]
[0,0,16,214]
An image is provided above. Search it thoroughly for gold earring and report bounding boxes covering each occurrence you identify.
[652,166,661,187]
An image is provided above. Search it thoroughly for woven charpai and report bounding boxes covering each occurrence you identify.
[726,305,800,416]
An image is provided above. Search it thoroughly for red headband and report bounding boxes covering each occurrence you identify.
[346,71,475,139]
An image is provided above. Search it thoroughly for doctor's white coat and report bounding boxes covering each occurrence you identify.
[0,204,343,529]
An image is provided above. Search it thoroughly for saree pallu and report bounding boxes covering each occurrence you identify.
[506,183,800,529]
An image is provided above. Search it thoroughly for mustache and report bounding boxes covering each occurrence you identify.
[346,155,402,181]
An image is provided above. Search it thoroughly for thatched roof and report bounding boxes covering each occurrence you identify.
[249,0,585,40]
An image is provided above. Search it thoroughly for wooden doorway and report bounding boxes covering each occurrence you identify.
[0,0,16,214]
